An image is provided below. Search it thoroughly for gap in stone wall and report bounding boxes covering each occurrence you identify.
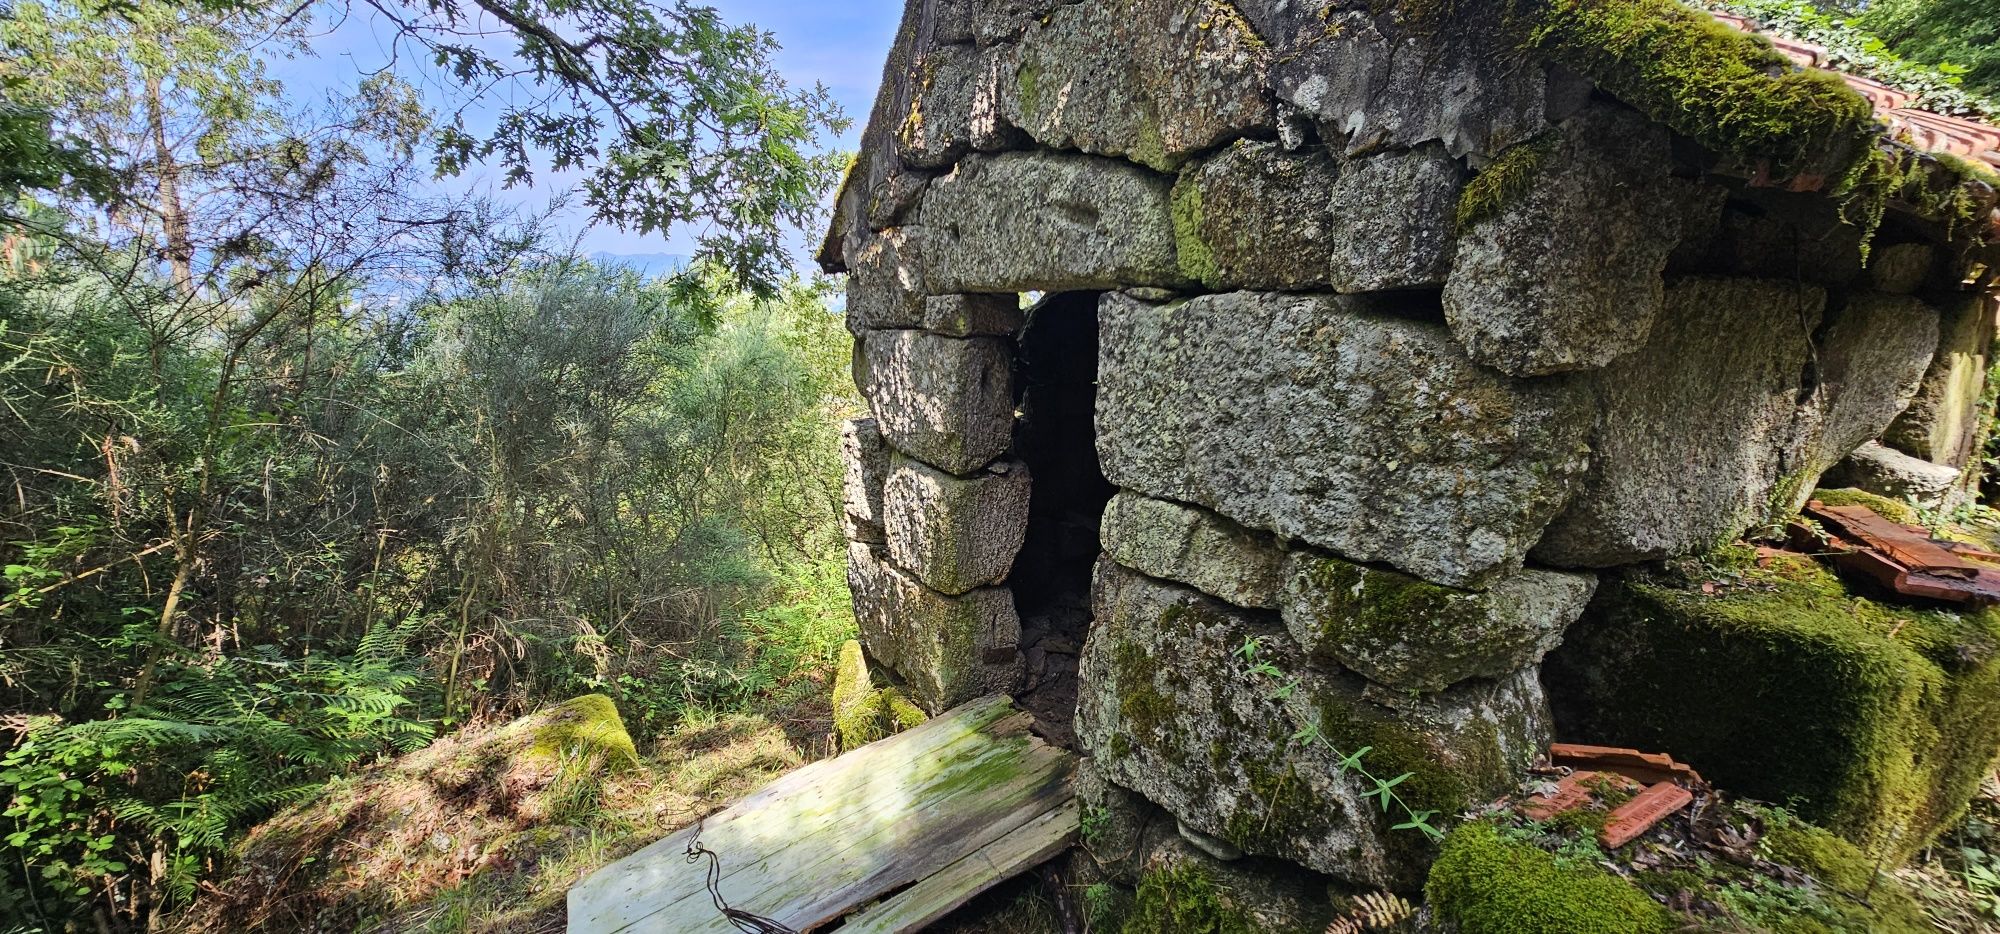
[1009,290,1114,751]
[1354,287,1449,326]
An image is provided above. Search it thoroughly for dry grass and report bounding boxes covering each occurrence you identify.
[173,685,834,933]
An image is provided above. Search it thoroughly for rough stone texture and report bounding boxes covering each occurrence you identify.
[1544,560,2000,859]
[1075,758,1344,930]
[1787,292,1940,499]
[1255,4,1546,159]
[1869,242,1938,295]
[896,43,1014,169]
[1327,144,1464,292]
[1099,491,1286,609]
[845,542,1020,712]
[1700,188,1866,287]
[917,152,1185,292]
[845,228,927,331]
[1822,442,1962,510]
[840,418,890,544]
[860,329,1014,475]
[1885,294,1998,469]
[922,293,1022,337]
[1003,0,1273,172]
[882,454,1033,595]
[1281,550,1596,693]
[1097,290,1594,588]
[1171,140,1338,290]
[816,0,943,273]
[1535,278,1828,567]
[1078,560,1549,888]
[1443,104,1723,376]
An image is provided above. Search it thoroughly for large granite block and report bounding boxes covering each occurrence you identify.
[1096,290,1592,588]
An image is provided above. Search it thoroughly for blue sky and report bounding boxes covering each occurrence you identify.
[273,1,900,265]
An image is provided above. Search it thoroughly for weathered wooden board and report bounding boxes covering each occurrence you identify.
[566,694,1073,934]
[840,798,1079,934]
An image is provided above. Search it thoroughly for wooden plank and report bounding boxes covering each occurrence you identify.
[567,695,1074,934]
[573,698,1061,933]
[570,695,1023,921]
[838,797,1080,934]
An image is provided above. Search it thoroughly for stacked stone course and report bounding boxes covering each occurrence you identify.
[824,0,2000,914]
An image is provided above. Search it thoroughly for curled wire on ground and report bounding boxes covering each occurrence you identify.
[685,818,799,934]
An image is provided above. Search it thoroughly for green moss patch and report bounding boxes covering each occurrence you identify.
[1755,806,1934,932]
[831,639,928,751]
[1169,176,1218,287]
[1497,0,1994,247]
[1121,862,1256,934]
[1544,556,2000,859]
[1457,134,1556,230]
[1426,821,1674,933]
[1808,487,1922,526]
[1511,0,1874,180]
[1442,775,1936,934]
[520,694,638,771]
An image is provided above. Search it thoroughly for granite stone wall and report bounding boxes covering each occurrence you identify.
[823,0,2000,905]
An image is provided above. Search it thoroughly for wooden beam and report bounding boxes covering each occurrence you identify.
[567,694,1074,934]
[839,798,1080,934]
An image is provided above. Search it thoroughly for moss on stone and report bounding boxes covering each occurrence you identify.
[1221,756,1324,854]
[832,640,928,751]
[1456,134,1555,230]
[1292,556,1460,650]
[1114,639,1177,745]
[1809,487,1922,526]
[1121,862,1256,934]
[1545,557,2000,858]
[832,640,885,750]
[1312,698,1476,824]
[1426,821,1674,933]
[1170,175,1218,286]
[520,694,637,771]
[1511,0,1874,180]
[1754,806,1934,933]
[882,687,928,731]
[1015,57,1041,120]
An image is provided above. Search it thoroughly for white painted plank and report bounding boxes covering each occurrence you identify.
[567,695,1073,934]
[838,797,1080,934]
[569,695,1020,927]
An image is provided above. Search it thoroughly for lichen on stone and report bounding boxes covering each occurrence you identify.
[1169,175,1218,286]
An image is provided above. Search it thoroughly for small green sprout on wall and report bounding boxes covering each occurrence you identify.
[1233,636,1445,840]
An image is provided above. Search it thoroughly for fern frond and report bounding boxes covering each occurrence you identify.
[1326,891,1415,933]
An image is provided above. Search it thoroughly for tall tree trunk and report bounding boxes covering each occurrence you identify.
[144,74,194,297]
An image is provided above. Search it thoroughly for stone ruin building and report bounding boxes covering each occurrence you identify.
[819,0,2000,924]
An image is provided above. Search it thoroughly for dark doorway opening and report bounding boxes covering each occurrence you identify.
[1010,291,1115,750]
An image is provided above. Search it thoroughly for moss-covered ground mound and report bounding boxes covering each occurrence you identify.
[1545,551,2000,860]
[1428,788,1934,934]
[172,694,825,932]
